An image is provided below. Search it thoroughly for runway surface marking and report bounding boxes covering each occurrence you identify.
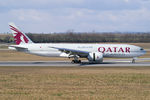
[0,58,150,67]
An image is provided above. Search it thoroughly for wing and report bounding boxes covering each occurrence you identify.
[50,46,89,57]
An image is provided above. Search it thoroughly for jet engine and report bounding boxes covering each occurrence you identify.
[87,52,103,63]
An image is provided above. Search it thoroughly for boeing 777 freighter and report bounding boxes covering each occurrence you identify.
[8,23,146,63]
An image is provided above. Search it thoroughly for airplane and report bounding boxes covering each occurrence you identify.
[8,23,146,64]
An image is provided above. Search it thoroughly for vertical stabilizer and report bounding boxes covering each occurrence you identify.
[9,23,33,45]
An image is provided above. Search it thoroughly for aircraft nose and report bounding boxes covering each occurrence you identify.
[143,49,146,54]
[138,47,146,56]
[141,49,146,55]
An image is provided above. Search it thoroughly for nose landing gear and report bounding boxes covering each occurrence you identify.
[132,57,137,63]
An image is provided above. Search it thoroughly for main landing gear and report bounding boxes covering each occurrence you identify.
[71,60,81,63]
[71,56,81,64]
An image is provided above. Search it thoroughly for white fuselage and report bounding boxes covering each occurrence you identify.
[11,43,146,58]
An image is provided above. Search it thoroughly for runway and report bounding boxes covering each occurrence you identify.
[0,58,150,67]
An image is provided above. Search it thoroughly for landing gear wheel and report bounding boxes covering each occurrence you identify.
[132,58,136,63]
[132,59,135,63]
[71,60,81,64]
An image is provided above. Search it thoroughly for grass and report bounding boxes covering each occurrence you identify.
[0,67,150,100]
[0,43,150,99]
[0,50,149,61]
[0,50,69,61]
[0,43,150,61]
[129,43,150,49]
[0,42,150,100]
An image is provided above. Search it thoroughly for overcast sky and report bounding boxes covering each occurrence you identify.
[0,0,150,33]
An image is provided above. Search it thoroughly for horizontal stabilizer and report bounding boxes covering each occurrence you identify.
[9,45,28,51]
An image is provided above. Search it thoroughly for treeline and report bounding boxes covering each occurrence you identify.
[0,32,150,43]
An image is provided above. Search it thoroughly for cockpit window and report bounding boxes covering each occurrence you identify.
[140,48,144,51]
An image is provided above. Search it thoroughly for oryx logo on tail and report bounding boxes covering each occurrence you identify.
[9,23,33,45]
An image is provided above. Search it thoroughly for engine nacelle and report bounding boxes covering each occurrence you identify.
[87,52,103,63]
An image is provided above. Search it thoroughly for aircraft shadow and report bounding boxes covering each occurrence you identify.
[79,62,115,66]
